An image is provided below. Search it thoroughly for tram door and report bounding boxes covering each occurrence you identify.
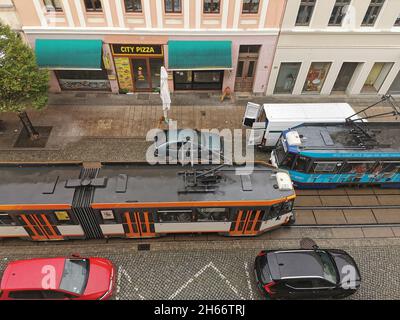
[17,213,63,241]
[123,210,155,238]
[230,209,263,236]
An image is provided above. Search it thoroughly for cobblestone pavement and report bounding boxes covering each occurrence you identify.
[1,237,399,300]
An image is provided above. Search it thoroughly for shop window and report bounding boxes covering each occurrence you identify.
[329,0,351,26]
[195,208,229,222]
[340,162,376,174]
[43,0,63,12]
[296,0,316,26]
[274,62,301,94]
[165,0,182,13]
[293,156,310,172]
[124,0,142,12]
[242,0,259,14]
[174,71,223,90]
[84,0,102,12]
[395,13,400,26]
[157,209,194,223]
[55,69,110,91]
[362,0,385,26]
[204,0,220,13]
[0,213,15,226]
[303,62,331,93]
[389,70,400,94]
[312,162,342,173]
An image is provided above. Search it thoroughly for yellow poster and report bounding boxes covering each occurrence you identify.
[114,57,134,92]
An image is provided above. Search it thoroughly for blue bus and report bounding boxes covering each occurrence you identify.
[270,122,400,189]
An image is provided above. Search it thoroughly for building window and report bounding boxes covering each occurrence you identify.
[303,62,331,93]
[329,0,351,26]
[242,0,259,14]
[43,0,63,12]
[203,0,220,14]
[274,62,301,94]
[296,0,316,26]
[84,0,102,12]
[362,0,385,26]
[165,0,182,13]
[395,13,400,26]
[124,0,142,12]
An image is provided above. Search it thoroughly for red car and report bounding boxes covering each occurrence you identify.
[0,255,116,300]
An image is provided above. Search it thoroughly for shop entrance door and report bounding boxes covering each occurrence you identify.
[131,58,151,91]
[332,62,359,92]
[17,214,63,241]
[229,209,263,236]
[235,59,257,92]
[123,211,155,238]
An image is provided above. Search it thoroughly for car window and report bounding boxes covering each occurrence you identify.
[312,278,336,288]
[8,290,45,299]
[59,259,89,295]
[286,279,314,289]
[42,290,76,299]
[316,250,338,284]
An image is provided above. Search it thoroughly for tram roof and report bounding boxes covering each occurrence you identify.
[93,163,294,205]
[0,163,294,207]
[286,122,400,157]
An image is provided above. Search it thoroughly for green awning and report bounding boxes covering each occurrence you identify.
[168,40,232,70]
[35,39,103,70]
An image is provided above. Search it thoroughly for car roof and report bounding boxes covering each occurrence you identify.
[0,258,66,291]
[267,250,330,280]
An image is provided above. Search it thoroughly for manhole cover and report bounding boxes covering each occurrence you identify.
[300,238,318,249]
[14,126,52,148]
[138,244,151,251]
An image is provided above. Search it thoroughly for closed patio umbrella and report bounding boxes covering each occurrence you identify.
[160,66,171,123]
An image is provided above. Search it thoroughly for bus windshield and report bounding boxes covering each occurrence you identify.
[59,259,89,295]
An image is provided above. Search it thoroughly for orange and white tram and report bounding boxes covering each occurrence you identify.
[0,162,296,241]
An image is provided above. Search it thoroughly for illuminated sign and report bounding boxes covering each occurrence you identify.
[112,44,163,57]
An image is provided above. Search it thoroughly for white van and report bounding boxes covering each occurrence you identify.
[242,102,362,148]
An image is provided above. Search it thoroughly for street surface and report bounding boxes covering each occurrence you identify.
[1,235,399,300]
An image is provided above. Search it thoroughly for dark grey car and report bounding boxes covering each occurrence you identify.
[254,248,361,300]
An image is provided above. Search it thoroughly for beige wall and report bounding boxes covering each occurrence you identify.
[0,0,21,29]
[14,0,286,30]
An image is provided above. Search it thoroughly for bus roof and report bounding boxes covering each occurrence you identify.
[263,103,359,122]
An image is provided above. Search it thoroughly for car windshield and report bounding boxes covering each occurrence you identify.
[316,251,338,284]
[59,259,89,295]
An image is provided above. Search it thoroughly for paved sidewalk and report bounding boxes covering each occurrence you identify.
[0,93,398,162]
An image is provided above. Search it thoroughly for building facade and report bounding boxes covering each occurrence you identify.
[267,0,400,96]
[12,0,286,94]
[0,0,22,30]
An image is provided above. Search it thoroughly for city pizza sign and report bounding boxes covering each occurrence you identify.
[112,44,163,57]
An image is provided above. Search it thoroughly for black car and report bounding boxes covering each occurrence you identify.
[254,248,361,300]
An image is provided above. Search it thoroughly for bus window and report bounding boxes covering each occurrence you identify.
[293,156,310,172]
[312,162,341,174]
[340,162,376,174]
[195,208,229,222]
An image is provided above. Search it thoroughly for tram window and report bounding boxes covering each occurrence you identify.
[380,162,400,174]
[281,153,295,168]
[100,210,116,224]
[157,209,194,223]
[0,213,16,226]
[268,203,283,219]
[340,162,376,174]
[293,156,310,172]
[54,211,74,225]
[281,200,294,214]
[195,208,229,222]
[312,162,341,173]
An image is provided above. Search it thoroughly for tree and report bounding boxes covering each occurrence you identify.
[0,23,49,140]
